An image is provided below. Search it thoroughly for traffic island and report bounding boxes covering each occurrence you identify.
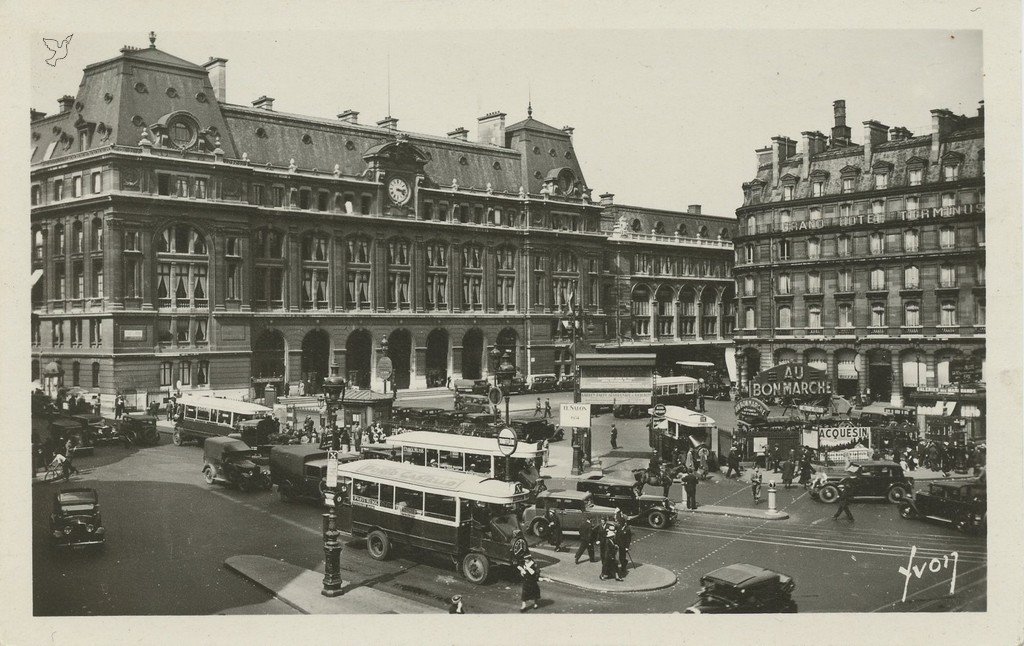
[225,555,441,614]
[673,503,789,520]
[529,546,677,593]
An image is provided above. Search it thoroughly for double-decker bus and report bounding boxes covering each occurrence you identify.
[336,459,530,583]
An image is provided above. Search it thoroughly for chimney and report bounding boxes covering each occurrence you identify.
[977,100,985,121]
[57,95,75,114]
[889,126,913,142]
[377,116,399,130]
[202,57,228,102]
[770,136,795,186]
[599,192,614,206]
[831,99,852,146]
[252,95,274,111]
[31,108,47,121]
[561,125,574,138]
[930,108,954,161]
[447,127,469,141]
[862,120,888,164]
[800,131,818,178]
[337,109,359,124]
[688,204,702,215]
[476,111,506,146]
[755,146,772,173]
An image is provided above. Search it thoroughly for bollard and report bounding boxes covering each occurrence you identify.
[767,482,777,513]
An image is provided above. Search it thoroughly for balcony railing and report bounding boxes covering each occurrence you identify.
[609,230,734,249]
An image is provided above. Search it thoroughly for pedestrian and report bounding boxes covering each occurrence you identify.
[545,508,567,552]
[781,457,795,489]
[541,439,550,467]
[534,398,542,417]
[697,392,706,413]
[750,469,763,504]
[544,399,552,418]
[610,424,618,449]
[340,426,352,452]
[114,394,124,420]
[726,447,742,478]
[616,522,632,578]
[661,466,673,498]
[92,396,101,417]
[600,522,620,581]
[697,445,710,479]
[575,516,597,564]
[681,470,698,509]
[354,424,363,453]
[517,555,542,612]
[832,481,854,521]
[446,375,452,390]
[798,459,813,488]
[447,594,465,614]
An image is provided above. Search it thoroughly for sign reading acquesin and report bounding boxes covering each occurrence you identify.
[752,362,832,399]
[817,426,871,449]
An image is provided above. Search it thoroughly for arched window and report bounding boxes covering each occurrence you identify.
[301,233,330,310]
[744,306,755,330]
[777,273,791,294]
[387,239,412,310]
[807,237,820,259]
[631,219,642,232]
[653,221,665,234]
[155,224,209,309]
[698,225,708,238]
[91,217,103,251]
[461,244,484,310]
[91,362,100,388]
[719,228,730,240]
[903,229,919,252]
[495,246,516,311]
[939,264,957,288]
[676,223,688,237]
[345,237,372,310]
[157,224,208,255]
[871,302,886,327]
[71,221,84,253]
[33,229,44,261]
[870,267,886,290]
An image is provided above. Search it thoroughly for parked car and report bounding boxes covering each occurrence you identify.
[612,404,648,419]
[503,376,530,395]
[454,394,494,414]
[809,460,914,504]
[522,490,619,537]
[556,375,576,392]
[116,412,161,447]
[50,488,106,549]
[67,413,119,445]
[509,418,564,443]
[454,379,490,395]
[529,374,559,393]
[899,481,987,534]
[684,563,797,613]
[201,437,271,492]
[576,475,677,528]
[700,380,732,401]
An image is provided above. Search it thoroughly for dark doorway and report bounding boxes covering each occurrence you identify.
[868,349,892,402]
[251,329,286,397]
[462,328,483,380]
[425,329,449,387]
[301,329,330,395]
[387,329,412,390]
[743,350,760,391]
[346,329,372,389]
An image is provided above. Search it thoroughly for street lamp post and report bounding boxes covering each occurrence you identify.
[321,372,347,597]
[379,336,391,395]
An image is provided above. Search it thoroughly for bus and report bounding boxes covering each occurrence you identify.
[649,404,719,461]
[676,361,732,400]
[614,375,700,418]
[387,431,545,495]
[172,394,273,446]
[336,459,530,583]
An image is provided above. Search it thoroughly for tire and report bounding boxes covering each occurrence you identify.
[898,502,917,519]
[202,465,216,485]
[172,430,183,446]
[366,530,391,561]
[461,552,490,584]
[529,518,549,538]
[818,485,840,504]
[887,486,908,504]
[647,510,668,528]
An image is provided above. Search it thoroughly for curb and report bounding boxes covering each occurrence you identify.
[529,547,677,593]
[673,503,790,520]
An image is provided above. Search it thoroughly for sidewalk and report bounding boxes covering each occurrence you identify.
[528,546,677,593]
[225,555,442,614]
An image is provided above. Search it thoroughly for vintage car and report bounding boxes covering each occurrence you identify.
[529,374,559,393]
[899,481,987,534]
[684,563,797,613]
[116,412,161,447]
[576,475,677,528]
[612,404,649,419]
[455,394,494,414]
[502,376,530,396]
[509,418,564,443]
[453,379,491,395]
[270,445,356,502]
[50,488,106,549]
[522,490,619,537]
[68,413,118,445]
[809,460,914,504]
[556,375,576,392]
[201,437,272,492]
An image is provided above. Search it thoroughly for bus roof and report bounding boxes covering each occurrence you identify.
[676,361,716,368]
[662,405,716,427]
[388,431,542,459]
[656,375,700,385]
[337,459,528,504]
[177,394,272,416]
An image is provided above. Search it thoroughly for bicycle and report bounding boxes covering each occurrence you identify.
[43,456,70,483]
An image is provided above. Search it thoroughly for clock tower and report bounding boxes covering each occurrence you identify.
[362,134,430,218]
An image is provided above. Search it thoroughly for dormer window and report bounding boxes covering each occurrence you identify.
[782,185,793,200]
[811,181,823,197]
[909,168,923,186]
[873,172,888,189]
[842,177,854,193]
[170,121,194,149]
[942,164,959,181]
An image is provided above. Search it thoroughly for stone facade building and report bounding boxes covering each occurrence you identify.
[732,100,985,407]
[29,39,735,404]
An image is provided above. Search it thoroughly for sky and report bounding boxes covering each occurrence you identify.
[30,29,982,219]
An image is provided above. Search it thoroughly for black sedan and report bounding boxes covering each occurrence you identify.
[685,563,797,613]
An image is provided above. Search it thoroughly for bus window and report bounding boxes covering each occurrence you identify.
[197,407,210,421]
[217,410,232,425]
[668,385,678,394]
[426,449,440,468]
[235,413,253,423]
[467,455,490,475]
[352,479,379,505]
[184,405,197,419]
[459,499,473,523]
[440,450,464,470]
[379,484,394,509]
[493,455,508,477]
[404,447,426,466]
[424,493,456,521]
[395,487,423,514]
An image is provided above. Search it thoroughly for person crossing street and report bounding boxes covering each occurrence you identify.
[545,508,567,552]
[575,516,598,564]
[534,398,542,417]
[681,470,699,509]
[832,481,854,521]
[750,468,763,504]
[610,424,618,449]
[544,398,552,418]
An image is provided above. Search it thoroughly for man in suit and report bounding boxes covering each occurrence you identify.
[832,481,855,521]
[545,508,567,552]
[616,522,632,578]
[447,595,465,614]
[575,516,597,564]
[681,470,699,509]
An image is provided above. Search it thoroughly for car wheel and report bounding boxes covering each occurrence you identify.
[202,465,215,485]
[172,430,183,446]
[461,552,490,584]
[898,502,917,519]
[366,530,391,561]
[529,518,549,538]
[647,510,668,528]
[818,485,840,503]
[887,486,908,504]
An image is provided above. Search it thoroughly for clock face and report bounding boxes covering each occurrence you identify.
[388,177,411,205]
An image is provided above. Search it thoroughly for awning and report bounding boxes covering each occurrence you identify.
[837,362,858,379]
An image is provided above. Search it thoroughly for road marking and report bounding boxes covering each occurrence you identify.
[209,490,321,537]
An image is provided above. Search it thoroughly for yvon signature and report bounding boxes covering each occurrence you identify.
[898,545,959,602]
